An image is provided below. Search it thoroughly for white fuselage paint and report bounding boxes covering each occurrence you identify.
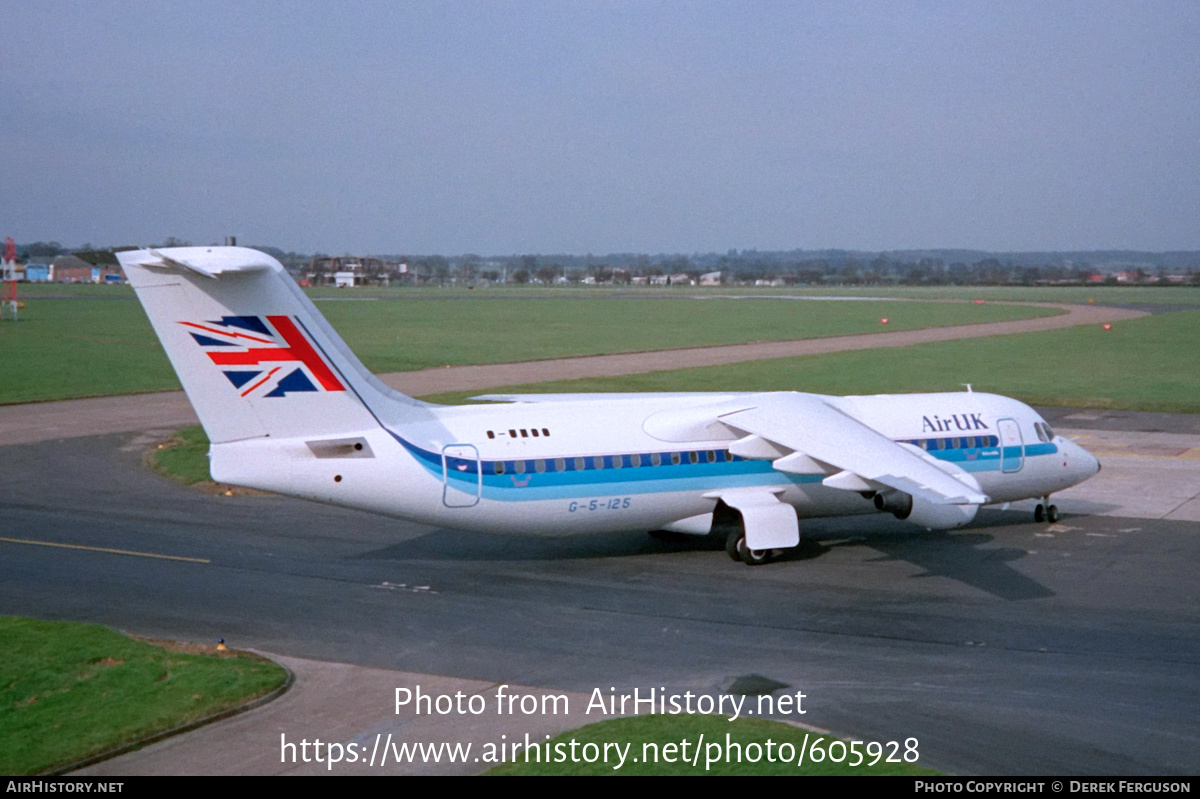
[211,391,1099,536]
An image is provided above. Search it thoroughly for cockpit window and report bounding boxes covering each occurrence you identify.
[1034,422,1055,443]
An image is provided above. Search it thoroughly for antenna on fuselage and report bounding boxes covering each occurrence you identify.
[962,384,973,392]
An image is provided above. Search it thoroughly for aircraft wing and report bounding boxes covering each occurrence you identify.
[716,393,990,506]
[470,392,738,403]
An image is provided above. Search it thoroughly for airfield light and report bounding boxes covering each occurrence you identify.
[880,317,889,324]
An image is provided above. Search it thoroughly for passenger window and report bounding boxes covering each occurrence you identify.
[574,457,585,471]
[593,456,605,470]
[515,460,526,474]
[535,460,545,473]
[631,453,642,467]
[671,452,682,465]
[612,454,624,469]
[688,451,699,464]
[706,451,716,463]
[554,458,565,472]
[651,453,662,467]
[494,461,505,475]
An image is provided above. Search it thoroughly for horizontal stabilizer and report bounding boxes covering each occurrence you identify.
[131,247,278,278]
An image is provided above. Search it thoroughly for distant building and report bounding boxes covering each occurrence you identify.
[306,255,394,287]
[24,263,51,282]
[50,255,95,283]
[699,271,722,286]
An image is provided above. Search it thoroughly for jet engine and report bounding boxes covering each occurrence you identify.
[874,489,978,529]
[873,442,985,529]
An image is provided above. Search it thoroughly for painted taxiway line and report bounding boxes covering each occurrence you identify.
[0,301,1147,447]
[0,535,210,563]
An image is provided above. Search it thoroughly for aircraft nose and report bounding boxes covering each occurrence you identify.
[1065,438,1101,478]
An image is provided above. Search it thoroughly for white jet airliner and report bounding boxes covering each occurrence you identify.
[117,246,1101,565]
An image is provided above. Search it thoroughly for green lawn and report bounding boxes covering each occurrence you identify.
[315,294,1053,375]
[0,616,287,775]
[300,282,1200,305]
[18,279,1200,305]
[710,284,1200,306]
[486,714,938,776]
[0,290,1052,404]
[425,310,1200,414]
[149,425,213,484]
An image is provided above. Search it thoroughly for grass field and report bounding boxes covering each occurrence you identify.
[0,289,1053,404]
[486,714,938,776]
[149,425,213,484]
[0,616,287,775]
[425,310,1200,414]
[21,279,1200,305]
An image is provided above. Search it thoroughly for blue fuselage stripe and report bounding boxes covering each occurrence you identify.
[389,431,1057,502]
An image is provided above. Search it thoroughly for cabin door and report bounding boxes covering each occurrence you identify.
[997,418,1024,473]
[441,444,481,507]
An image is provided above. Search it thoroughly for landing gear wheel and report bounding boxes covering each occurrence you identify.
[1046,505,1059,523]
[736,537,771,566]
[725,530,742,561]
[1034,504,1046,523]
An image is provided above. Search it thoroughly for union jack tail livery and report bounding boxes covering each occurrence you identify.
[183,315,346,398]
[117,247,424,451]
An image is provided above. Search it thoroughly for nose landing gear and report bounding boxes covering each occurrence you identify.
[1034,497,1059,523]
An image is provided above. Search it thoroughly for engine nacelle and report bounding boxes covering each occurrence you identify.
[907,497,978,529]
[874,489,913,519]
[874,488,978,530]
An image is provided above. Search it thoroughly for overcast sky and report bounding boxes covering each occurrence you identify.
[3,1,1198,254]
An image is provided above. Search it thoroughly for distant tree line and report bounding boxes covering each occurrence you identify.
[14,240,1200,286]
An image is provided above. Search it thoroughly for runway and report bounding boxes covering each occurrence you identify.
[2,419,1198,775]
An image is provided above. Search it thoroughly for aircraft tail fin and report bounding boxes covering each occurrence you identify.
[118,246,428,446]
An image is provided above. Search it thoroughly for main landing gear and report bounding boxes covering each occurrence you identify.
[726,530,772,566]
[1034,497,1059,523]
